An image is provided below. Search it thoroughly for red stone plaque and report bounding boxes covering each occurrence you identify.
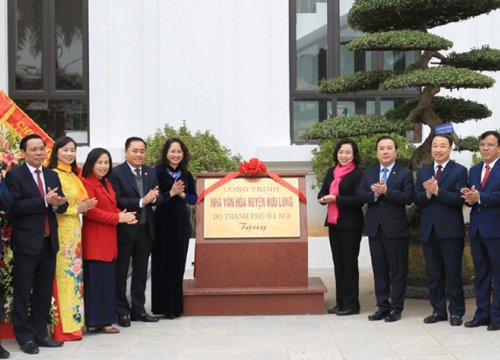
[183,173,326,315]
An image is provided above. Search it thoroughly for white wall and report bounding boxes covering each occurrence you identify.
[3,3,500,236]
[87,0,291,160]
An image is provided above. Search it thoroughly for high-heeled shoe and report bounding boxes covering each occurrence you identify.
[100,326,120,334]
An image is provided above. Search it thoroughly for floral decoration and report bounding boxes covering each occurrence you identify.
[238,158,267,175]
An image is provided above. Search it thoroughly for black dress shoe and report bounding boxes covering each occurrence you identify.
[327,305,341,314]
[20,341,39,355]
[464,318,489,328]
[450,315,463,326]
[384,311,402,322]
[368,310,389,321]
[117,315,131,327]
[34,337,63,348]
[336,308,360,316]
[130,313,160,322]
[487,322,500,331]
[423,313,447,324]
[0,343,9,359]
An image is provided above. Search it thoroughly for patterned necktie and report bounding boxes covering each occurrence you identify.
[35,169,50,236]
[435,165,443,180]
[134,168,142,179]
[381,168,389,182]
[481,164,490,188]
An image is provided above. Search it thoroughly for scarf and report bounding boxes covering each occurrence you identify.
[167,168,181,180]
[327,162,356,225]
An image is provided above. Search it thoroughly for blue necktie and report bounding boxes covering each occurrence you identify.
[381,168,389,182]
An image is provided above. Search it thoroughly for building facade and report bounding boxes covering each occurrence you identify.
[1,0,500,235]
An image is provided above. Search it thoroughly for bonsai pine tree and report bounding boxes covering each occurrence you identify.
[304,0,500,170]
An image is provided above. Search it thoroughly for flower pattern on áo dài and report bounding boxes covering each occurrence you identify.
[53,162,88,332]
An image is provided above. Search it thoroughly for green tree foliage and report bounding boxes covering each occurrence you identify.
[309,0,500,170]
[145,122,241,173]
[347,30,452,51]
[385,97,492,124]
[440,46,500,71]
[380,67,495,90]
[319,70,394,94]
[303,115,413,140]
[348,0,500,32]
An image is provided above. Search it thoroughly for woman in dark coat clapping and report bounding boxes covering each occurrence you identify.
[318,139,364,316]
[151,138,197,319]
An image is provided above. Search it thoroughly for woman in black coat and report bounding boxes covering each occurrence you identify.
[151,138,197,319]
[318,139,364,315]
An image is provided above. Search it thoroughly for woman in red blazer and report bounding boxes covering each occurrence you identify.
[81,148,136,334]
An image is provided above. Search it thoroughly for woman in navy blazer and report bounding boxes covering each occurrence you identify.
[318,139,364,315]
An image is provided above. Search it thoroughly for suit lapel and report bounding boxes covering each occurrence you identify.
[483,161,499,189]
[386,164,400,186]
[22,164,47,196]
[141,168,152,195]
[438,161,453,184]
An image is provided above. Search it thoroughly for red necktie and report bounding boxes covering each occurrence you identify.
[35,169,50,236]
[481,165,490,188]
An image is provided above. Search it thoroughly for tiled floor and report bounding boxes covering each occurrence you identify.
[2,259,498,359]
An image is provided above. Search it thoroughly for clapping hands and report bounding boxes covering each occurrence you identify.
[118,209,137,224]
[77,197,98,214]
[143,186,160,205]
[423,176,439,197]
[45,187,67,206]
[460,185,479,203]
[371,180,387,197]
[170,180,185,198]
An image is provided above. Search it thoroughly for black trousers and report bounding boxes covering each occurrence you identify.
[369,228,409,313]
[422,231,465,317]
[115,224,153,317]
[328,225,362,310]
[13,237,55,345]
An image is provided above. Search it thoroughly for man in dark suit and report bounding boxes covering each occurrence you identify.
[461,130,500,331]
[5,134,68,355]
[357,135,414,322]
[110,137,160,326]
[0,173,14,358]
[415,134,467,326]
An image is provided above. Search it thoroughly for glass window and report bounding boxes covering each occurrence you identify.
[292,99,332,143]
[15,99,89,143]
[55,0,84,90]
[339,0,372,75]
[9,0,89,145]
[14,0,44,90]
[383,51,420,72]
[337,99,375,116]
[290,0,421,145]
[295,0,328,90]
